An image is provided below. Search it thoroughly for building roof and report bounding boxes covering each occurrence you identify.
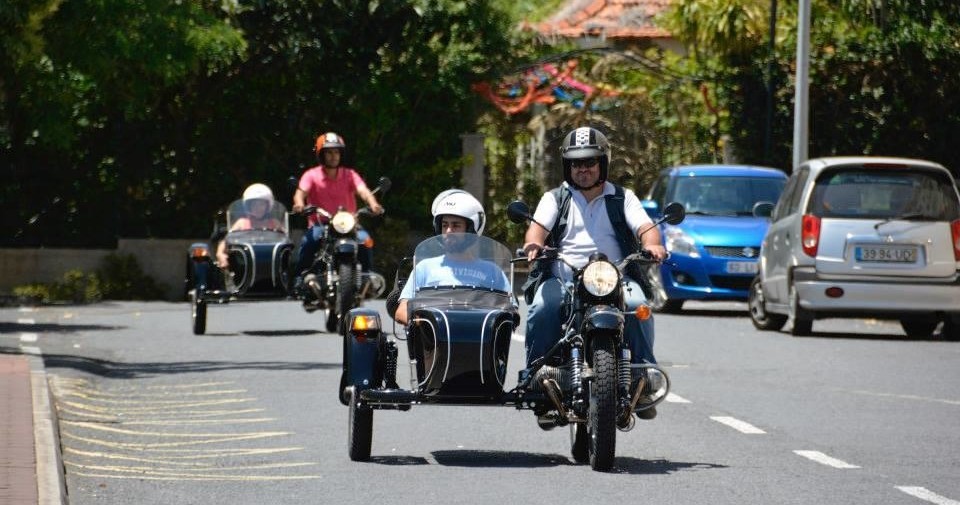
[533,0,673,40]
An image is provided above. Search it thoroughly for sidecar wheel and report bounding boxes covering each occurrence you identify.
[588,335,617,472]
[570,423,588,463]
[192,294,207,335]
[325,308,338,333]
[347,386,373,461]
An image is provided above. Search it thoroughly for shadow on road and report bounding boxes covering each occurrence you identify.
[0,321,124,334]
[1,347,342,378]
[367,449,730,475]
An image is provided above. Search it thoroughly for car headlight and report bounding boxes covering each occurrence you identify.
[582,261,620,297]
[664,226,699,258]
[331,211,356,234]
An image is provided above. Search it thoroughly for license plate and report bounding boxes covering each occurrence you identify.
[725,261,758,274]
[854,245,918,263]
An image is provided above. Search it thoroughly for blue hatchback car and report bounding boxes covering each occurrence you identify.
[640,164,788,312]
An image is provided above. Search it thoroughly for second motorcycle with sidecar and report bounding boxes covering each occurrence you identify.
[339,201,686,471]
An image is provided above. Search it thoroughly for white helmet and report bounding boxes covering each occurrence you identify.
[431,189,485,235]
[242,183,274,210]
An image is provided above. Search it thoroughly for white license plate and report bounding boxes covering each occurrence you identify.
[725,261,758,274]
[855,245,918,263]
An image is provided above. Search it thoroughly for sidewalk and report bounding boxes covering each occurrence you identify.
[0,353,67,505]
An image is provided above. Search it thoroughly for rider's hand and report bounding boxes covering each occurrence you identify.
[370,202,384,215]
[523,242,542,262]
[292,203,304,214]
[644,244,667,261]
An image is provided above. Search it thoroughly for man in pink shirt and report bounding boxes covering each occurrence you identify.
[292,132,384,295]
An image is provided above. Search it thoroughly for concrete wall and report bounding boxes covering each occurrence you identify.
[0,239,206,301]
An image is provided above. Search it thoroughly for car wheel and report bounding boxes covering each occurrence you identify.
[941,314,960,342]
[748,277,787,331]
[647,265,683,313]
[789,285,813,336]
[900,317,939,338]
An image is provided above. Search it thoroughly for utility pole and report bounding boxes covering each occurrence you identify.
[792,0,811,171]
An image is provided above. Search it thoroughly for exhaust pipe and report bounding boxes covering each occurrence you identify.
[541,378,567,419]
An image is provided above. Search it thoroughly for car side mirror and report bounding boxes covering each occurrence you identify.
[753,201,775,218]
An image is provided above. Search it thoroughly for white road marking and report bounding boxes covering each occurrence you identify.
[511,332,523,342]
[17,318,36,324]
[666,393,690,403]
[793,450,860,469]
[896,486,960,505]
[20,333,38,342]
[710,416,765,434]
[844,389,960,407]
[20,346,42,355]
[18,307,36,313]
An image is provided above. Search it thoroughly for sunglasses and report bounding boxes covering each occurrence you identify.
[570,158,599,169]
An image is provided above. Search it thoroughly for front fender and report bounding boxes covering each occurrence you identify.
[340,308,384,405]
[334,238,359,256]
[583,304,624,334]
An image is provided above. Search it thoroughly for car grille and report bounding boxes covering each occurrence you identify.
[705,246,760,259]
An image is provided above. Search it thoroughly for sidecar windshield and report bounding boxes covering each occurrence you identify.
[224,199,289,239]
[408,234,514,300]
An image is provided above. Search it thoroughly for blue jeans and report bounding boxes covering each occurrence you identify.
[295,226,372,275]
[525,276,656,367]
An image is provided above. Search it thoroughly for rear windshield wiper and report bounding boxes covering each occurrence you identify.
[874,212,936,230]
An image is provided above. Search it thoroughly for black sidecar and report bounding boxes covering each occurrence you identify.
[340,234,570,460]
[185,199,293,334]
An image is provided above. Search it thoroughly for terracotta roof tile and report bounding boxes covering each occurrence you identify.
[535,0,673,40]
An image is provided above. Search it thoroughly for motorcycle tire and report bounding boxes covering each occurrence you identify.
[347,386,373,461]
[325,307,338,333]
[333,262,358,331]
[588,335,617,472]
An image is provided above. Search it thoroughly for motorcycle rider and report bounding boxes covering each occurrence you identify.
[521,126,666,420]
[390,189,511,325]
[291,132,384,295]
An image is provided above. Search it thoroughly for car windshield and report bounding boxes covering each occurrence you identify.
[224,199,289,238]
[809,170,960,220]
[407,234,515,308]
[672,176,785,216]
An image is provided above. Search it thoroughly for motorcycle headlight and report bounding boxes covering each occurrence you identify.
[664,226,699,258]
[582,261,620,297]
[331,211,356,234]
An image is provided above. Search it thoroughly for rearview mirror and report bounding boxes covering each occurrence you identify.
[506,201,531,224]
[661,201,685,225]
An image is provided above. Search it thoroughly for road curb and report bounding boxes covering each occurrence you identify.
[28,355,68,505]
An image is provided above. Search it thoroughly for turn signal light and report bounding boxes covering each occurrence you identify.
[634,305,652,321]
[363,237,375,248]
[351,315,380,332]
[191,246,209,259]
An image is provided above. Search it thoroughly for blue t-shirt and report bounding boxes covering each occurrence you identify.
[399,255,510,299]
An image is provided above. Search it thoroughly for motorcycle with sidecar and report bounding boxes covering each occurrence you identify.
[296,177,391,332]
[185,199,293,335]
[339,201,686,471]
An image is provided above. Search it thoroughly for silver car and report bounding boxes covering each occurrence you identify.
[748,156,960,339]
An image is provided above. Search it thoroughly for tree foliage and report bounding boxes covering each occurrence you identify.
[1,0,514,247]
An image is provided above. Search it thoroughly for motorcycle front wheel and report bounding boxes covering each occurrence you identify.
[331,262,358,332]
[588,334,617,471]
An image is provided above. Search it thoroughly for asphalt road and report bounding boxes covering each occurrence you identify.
[2,299,959,505]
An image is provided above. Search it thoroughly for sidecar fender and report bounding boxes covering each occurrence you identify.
[340,308,384,404]
[583,305,624,334]
[187,243,213,290]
